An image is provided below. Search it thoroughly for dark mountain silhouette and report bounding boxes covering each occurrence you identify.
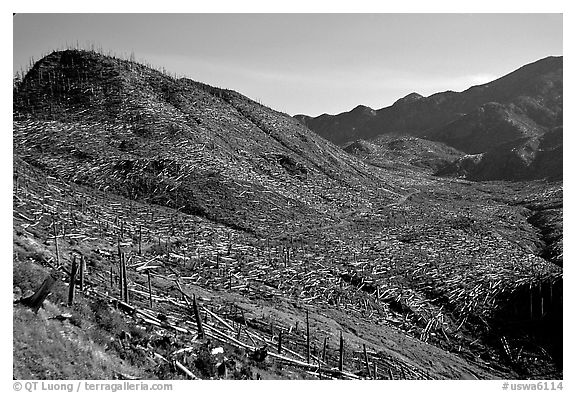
[297,56,562,147]
[392,92,424,106]
[423,101,547,154]
[295,56,562,181]
[294,104,378,145]
[436,126,562,181]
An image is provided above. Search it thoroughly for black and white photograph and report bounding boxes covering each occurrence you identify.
[9,6,566,388]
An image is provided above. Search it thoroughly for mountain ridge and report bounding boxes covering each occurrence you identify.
[13,49,397,236]
[294,56,562,180]
[295,56,561,144]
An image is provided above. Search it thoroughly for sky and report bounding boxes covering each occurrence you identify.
[13,13,562,116]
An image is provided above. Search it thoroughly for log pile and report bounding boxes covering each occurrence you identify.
[13,156,435,379]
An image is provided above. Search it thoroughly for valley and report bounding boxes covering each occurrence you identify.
[12,50,562,380]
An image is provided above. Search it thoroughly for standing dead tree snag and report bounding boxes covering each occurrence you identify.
[79,254,85,292]
[138,224,142,256]
[339,331,344,371]
[68,256,78,306]
[278,330,283,354]
[51,213,60,267]
[192,294,205,339]
[306,310,311,364]
[363,344,371,378]
[147,270,153,308]
[118,252,124,300]
[121,253,129,303]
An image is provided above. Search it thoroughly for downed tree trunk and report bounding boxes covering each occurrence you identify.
[174,360,199,380]
[21,275,56,313]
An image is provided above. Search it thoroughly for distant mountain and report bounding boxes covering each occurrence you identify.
[436,127,562,181]
[296,56,562,149]
[392,92,424,106]
[294,104,378,145]
[295,56,562,181]
[422,101,547,154]
[343,134,464,172]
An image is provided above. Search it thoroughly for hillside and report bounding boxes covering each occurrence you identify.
[295,56,562,181]
[436,127,563,182]
[13,50,394,236]
[343,135,464,173]
[13,50,562,380]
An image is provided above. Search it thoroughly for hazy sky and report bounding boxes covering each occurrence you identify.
[13,13,562,116]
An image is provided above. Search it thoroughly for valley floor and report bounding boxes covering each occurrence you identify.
[13,156,562,380]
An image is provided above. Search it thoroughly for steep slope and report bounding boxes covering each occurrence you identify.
[13,50,396,234]
[422,102,547,154]
[436,127,563,181]
[296,56,562,154]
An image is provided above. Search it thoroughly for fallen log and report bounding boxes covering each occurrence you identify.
[21,275,56,313]
[174,360,199,380]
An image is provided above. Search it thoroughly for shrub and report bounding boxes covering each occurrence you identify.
[193,346,217,378]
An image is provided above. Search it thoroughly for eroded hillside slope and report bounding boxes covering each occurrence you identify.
[13,50,562,380]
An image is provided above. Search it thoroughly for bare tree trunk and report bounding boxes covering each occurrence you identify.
[363,344,372,378]
[306,310,311,364]
[79,255,85,292]
[338,331,344,371]
[52,214,60,267]
[192,294,204,339]
[68,257,78,306]
[147,270,153,308]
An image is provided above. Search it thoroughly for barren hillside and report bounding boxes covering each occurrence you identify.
[13,50,562,380]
